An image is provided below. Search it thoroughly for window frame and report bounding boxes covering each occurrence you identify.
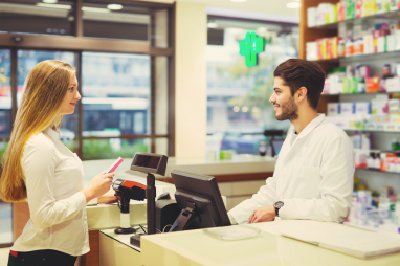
[0,0,176,159]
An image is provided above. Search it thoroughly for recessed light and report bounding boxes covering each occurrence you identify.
[287,1,301,8]
[230,0,247,3]
[37,3,71,9]
[107,3,123,10]
[42,0,58,3]
[82,6,111,13]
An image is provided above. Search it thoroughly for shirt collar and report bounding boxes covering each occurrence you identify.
[296,114,326,139]
[44,127,61,141]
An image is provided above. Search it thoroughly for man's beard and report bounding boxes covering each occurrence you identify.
[275,98,298,121]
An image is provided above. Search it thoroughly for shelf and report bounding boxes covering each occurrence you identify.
[309,10,400,30]
[345,128,400,133]
[356,167,400,174]
[322,92,392,96]
[312,49,400,64]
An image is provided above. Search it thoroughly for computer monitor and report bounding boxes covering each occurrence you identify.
[169,170,231,231]
[270,138,284,156]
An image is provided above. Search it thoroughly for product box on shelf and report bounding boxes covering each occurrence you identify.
[327,103,341,116]
[307,6,317,27]
[337,0,347,21]
[388,99,400,114]
[355,102,371,115]
[384,77,400,92]
[340,102,355,115]
[362,0,378,17]
[365,76,381,92]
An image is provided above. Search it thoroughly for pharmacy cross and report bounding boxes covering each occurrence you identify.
[239,32,265,67]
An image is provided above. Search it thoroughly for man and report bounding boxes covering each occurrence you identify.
[228,59,354,224]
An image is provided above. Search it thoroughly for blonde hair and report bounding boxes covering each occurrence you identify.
[0,60,75,202]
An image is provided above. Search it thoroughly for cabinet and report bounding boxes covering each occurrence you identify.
[300,0,400,194]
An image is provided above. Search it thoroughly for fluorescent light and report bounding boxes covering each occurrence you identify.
[42,0,58,3]
[82,6,111,14]
[230,0,247,2]
[107,3,123,10]
[36,3,71,9]
[286,1,301,8]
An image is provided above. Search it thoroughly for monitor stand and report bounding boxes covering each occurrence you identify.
[130,173,157,248]
[169,206,195,231]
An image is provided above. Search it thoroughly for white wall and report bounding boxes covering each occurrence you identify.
[174,1,207,159]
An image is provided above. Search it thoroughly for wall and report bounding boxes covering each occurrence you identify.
[174,1,207,159]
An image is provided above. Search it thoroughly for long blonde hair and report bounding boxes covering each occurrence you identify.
[0,60,75,202]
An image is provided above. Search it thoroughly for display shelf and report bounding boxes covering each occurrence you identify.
[312,49,400,64]
[309,9,400,30]
[322,91,393,96]
[301,1,400,194]
[345,128,400,133]
[356,167,400,175]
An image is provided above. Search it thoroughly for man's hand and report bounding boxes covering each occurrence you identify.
[97,188,118,204]
[248,205,275,223]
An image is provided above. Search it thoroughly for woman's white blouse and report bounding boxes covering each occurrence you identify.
[12,128,89,256]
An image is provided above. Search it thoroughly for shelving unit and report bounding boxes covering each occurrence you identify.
[300,0,400,191]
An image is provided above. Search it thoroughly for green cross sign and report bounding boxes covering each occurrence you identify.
[239,32,265,67]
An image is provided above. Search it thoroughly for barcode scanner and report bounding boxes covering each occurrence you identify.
[112,179,147,234]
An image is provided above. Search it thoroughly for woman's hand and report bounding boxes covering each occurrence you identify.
[248,205,275,223]
[83,172,114,202]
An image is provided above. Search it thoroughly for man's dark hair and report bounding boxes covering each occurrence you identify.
[273,59,326,110]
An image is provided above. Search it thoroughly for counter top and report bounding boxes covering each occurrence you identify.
[82,155,275,181]
[139,221,400,266]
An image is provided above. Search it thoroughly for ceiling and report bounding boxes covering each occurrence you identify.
[142,0,300,23]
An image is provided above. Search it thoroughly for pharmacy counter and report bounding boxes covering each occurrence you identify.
[98,220,400,266]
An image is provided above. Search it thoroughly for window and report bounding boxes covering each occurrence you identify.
[0,49,11,145]
[206,17,298,155]
[17,50,77,151]
[82,52,151,159]
[0,0,76,36]
[82,0,170,47]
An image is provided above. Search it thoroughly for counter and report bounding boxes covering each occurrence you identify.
[98,220,400,266]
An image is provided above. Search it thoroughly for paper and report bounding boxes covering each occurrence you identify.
[204,225,261,241]
[276,220,400,259]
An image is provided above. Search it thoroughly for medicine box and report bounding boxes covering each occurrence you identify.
[340,102,355,115]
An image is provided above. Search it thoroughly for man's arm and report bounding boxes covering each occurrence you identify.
[280,133,354,222]
[228,175,277,224]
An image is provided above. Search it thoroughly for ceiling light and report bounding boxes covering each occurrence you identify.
[37,3,71,9]
[286,1,301,8]
[82,6,111,13]
[42,0,58,3]
[230,0,247,2]
[107,3,123,10]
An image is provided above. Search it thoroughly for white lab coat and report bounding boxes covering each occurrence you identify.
[228,114,354,224]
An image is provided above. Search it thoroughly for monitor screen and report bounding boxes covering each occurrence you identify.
[170,170,230,231]
[271,138,284,156]
[130,153,168,175]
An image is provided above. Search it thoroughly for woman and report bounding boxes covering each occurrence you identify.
[0,60,114,266]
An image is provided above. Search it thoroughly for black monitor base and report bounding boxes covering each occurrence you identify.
[114,227,136,235]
